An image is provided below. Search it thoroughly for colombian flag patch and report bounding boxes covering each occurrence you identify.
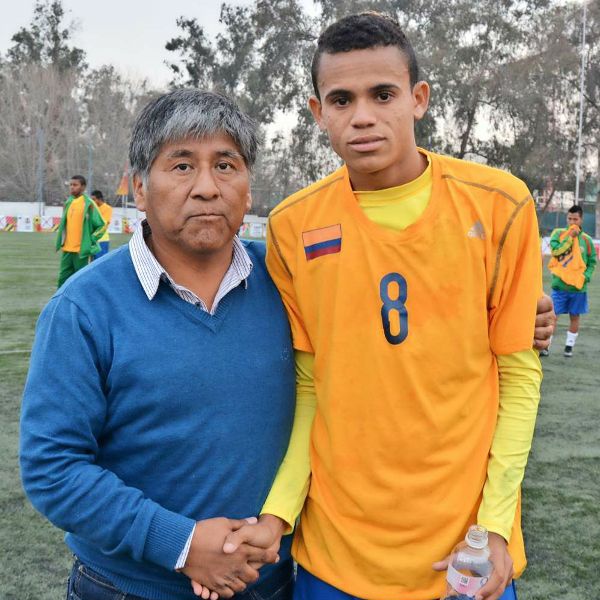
[302,224,342,261]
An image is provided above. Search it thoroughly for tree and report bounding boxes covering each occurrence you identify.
[576,0,600,235]
[0,62,82,202]
[7,0,86,72]
[0,1,157,205]
[82,66,148,202]
[0,0,88,203]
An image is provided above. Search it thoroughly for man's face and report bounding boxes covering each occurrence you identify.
[567,212,583,228]
[134,133,251,258]
[69,180,85,197]
[92,195,103,205]
[309,46,429,190]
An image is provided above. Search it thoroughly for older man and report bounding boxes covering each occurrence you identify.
[20,90,294,600]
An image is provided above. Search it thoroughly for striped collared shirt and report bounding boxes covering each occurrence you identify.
[129,220,253,314]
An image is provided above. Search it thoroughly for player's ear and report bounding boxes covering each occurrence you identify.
[309,96,326,131]
[412,81,430,121]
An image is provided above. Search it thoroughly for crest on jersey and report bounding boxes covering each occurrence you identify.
[302,224,342,260]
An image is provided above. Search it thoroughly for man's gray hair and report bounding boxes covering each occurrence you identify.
[129,89,258,181]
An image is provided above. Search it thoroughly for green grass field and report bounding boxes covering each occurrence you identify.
[1,233,598,599]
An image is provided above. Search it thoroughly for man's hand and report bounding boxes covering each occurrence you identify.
[534,294,556,351]
[433,532,513,600]
[181,517,279,599]
[568,225,580,238]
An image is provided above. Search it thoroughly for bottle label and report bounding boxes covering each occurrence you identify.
[447,564,489,596]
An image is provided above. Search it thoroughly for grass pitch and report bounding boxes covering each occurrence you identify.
[1,233,598,599]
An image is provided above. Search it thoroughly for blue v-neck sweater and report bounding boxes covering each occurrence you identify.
[20,242,295,600]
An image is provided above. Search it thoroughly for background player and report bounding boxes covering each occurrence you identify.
[55,175,105,286]
[547,204,596,357]
[91,189,113,259]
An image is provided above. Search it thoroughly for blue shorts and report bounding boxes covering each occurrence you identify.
[551,289,589,315]
[294,565,518,600]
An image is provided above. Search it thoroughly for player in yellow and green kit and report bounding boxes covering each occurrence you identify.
[547,204,596,357]
[56,175,106,287]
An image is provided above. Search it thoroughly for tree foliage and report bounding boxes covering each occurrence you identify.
[7,0,86,71]
[164,0,593,211]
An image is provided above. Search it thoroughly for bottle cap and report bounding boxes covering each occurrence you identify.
[465,524,488,549]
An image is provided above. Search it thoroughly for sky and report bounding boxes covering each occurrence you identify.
[0,0,259,88]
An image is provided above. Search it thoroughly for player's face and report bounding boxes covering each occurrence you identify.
[309,46,429,190]
[567,213,582,228]
[134,133,251,259]
[69,180,84,197]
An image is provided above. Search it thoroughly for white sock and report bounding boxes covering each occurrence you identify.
[566,331,578,347]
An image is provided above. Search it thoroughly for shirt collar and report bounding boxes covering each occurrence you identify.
[129,219,253,302]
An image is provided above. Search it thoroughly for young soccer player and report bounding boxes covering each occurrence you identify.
[256,13,542,600]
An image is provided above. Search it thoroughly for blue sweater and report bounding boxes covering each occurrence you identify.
[20,242,295,599]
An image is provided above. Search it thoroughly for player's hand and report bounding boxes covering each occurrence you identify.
[223,513,286,567]
[568,225,580,237]
[182,517,278,599]
[533,294,556,351]
[473,532,514,600]
[432,532,513,600]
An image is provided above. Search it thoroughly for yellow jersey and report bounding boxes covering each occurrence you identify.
[266,150,542,600]
[62,196,86,252]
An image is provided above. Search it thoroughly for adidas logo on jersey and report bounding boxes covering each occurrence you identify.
[467,221,486,240]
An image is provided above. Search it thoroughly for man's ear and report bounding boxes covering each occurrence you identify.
[245,191,252,213]
[412,80,430,121]
[308,96,326,131]
[133,174,146,212]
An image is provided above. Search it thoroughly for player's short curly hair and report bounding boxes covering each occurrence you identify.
[311,12,420,99]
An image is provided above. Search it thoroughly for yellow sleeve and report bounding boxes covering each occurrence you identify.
[477,349,542,540]
[260,350,315,532]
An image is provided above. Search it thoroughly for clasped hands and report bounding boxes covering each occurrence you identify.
[181,514,286,600]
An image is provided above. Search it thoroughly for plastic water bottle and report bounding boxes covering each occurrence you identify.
[445,524,492,599]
